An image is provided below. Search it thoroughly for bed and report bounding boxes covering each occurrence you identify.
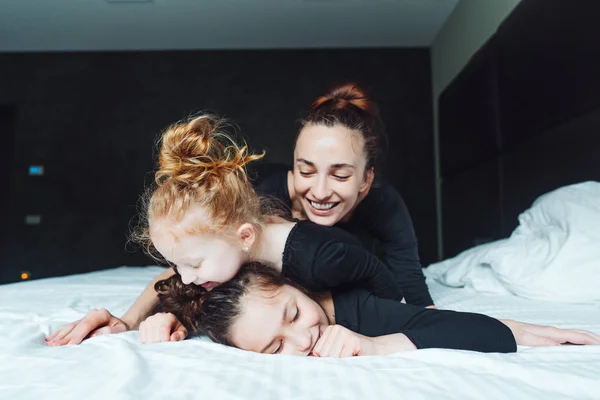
[1,264,599,400]
[4,1,600,398]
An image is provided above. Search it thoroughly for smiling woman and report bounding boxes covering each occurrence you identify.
[256,83,435,307]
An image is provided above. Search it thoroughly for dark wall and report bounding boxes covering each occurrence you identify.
[0,49,436,284]
[439,0,600,259]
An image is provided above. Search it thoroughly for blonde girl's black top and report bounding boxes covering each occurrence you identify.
[281,220,403,301]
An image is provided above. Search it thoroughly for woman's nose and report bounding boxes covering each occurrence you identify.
[312,177,331,200]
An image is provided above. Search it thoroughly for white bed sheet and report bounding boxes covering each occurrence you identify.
[1,266,600,400]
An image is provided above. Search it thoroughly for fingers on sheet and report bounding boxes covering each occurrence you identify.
[522,331,561,347]
[558,329,600,345]
[46,323,78,345]
[61,309,113,345]
[89,324,127,338]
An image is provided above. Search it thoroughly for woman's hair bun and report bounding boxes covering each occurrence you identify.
[309,82,379,118]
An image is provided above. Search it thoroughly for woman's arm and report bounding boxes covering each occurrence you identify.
[358,183,434,307]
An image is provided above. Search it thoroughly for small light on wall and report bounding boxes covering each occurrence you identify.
[21,272,30,280]
[25,215,42,225]
[28,165,44,176]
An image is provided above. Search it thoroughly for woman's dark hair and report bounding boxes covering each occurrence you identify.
[299,82,387,171]
[155,262,305,347]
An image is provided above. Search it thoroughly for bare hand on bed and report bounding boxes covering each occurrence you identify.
[46,308,128,346]
[500,319,600,347]
[311,325,369,357]
[139,312,188,344]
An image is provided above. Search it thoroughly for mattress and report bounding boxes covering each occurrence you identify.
[1,266,599,400]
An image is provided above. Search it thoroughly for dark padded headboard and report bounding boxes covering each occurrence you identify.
[438,0,600,258]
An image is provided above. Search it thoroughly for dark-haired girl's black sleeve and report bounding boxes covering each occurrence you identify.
[334,290,516,353]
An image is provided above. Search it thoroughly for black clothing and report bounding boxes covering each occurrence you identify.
[333,289,517,353]
[256,167,433,306]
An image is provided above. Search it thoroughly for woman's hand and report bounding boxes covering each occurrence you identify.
[311,325,375,358]
[139,312,188,344]
[500,319,600,346]
[46,309,129,346]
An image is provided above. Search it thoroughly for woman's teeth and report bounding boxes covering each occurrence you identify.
[310,201,336,210]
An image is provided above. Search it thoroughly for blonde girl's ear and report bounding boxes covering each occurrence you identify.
[237,223,256,252]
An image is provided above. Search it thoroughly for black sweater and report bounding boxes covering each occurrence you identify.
[333,289,517,353]
[282,220,403,301]
[255,166,434,306]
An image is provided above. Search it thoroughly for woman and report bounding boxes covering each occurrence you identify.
[253,83,434,307]
[47,113,405,346]
[147,262,600,356]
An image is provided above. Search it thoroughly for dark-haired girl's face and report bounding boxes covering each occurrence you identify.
[230,284,331,356]
[293,124,373,226]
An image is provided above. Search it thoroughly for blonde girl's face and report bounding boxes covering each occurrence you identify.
[150,208,248,291]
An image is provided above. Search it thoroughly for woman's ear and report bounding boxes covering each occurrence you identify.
[237,223,257,251]
[360,167,375,194]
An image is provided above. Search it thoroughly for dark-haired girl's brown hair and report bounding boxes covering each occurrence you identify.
[155,262,303,346]
[299,83,387,171]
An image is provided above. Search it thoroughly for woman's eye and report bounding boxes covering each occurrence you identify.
[333,175,350,180]
[292,307,300,322]
[299,171,313,177]
[273,341,283,354]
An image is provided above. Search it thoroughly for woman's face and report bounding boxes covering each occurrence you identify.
[293,124,373,226]
[150,208,247,291]
[229,284,330,356]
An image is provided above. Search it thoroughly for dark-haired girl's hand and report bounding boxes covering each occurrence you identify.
[46,309,129,346]
[311,325,374,358]
[139,312,188,344]
[499,319,600,346]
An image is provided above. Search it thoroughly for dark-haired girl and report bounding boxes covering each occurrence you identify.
[148,262,600,357]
